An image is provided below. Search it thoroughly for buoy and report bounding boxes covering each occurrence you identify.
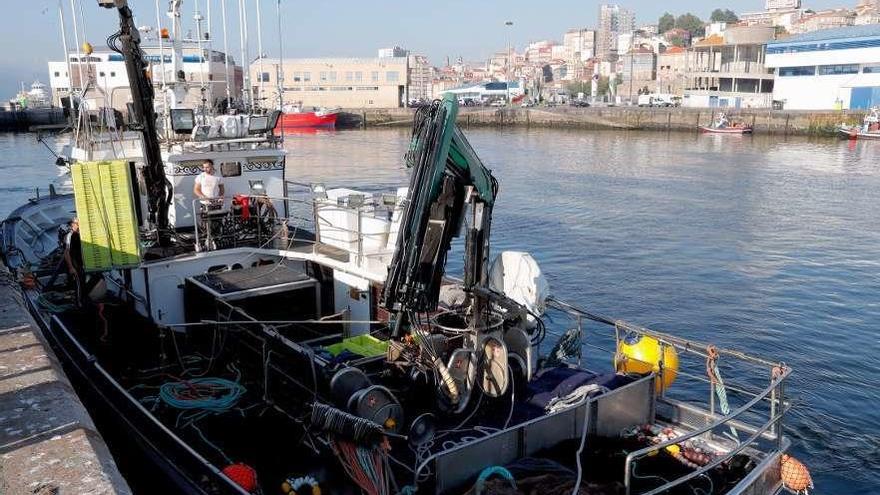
[222,463,258,493]
[615,333,679,392]
[81,42,93,55]
[781,454,813,494]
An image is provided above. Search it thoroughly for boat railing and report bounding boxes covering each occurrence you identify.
[194,183,402,271]
[544,297,790,495]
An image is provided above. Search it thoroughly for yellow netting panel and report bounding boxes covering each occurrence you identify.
[71,160,141,271]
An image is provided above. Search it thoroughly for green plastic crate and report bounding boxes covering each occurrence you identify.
[325,334,389,358]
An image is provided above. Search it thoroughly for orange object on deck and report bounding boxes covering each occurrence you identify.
[781,454,813,493]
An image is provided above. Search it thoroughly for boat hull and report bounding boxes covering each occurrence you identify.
[838,126,880,140]
[699,126,753,134]
[275,111,338,129]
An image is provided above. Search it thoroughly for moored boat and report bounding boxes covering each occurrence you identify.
[276,103,338,129]
[700,113,753,134]
[838,107,880,139]
[0,2,812,495]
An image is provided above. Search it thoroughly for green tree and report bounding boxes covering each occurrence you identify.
[666,34,687,47]
[710,9,739,23]
[566,81,591,96]
[675,13,705,37]
[659,12,675,33]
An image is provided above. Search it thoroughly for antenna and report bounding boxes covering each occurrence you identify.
[194,0,207,115]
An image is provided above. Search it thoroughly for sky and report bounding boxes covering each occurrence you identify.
[0,0,846,98]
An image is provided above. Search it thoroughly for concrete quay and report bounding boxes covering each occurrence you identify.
[342,106,868,136]
[0,268,130,495]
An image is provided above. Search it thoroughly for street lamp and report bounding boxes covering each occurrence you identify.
[505,20,513,106]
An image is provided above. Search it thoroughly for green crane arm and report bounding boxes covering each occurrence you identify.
[382,95,497,335]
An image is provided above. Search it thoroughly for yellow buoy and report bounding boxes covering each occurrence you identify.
[615,333,679,392]
[81,42,93,55]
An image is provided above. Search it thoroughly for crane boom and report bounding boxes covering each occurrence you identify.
[382,94,498,336]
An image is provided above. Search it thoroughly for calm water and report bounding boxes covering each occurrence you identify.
[3,129,879,492]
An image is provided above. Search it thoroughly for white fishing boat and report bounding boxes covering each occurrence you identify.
[838,107,880,139]
[700,113,753,134]
[0,2,814,495]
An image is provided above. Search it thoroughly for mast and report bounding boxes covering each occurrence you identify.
[194,0,208,113]
[100,0,170,244]
[276,0,283,111]
[256,0,265,109]
[57,0,76,119]
[220,0,231,109]
[237,0,249,110]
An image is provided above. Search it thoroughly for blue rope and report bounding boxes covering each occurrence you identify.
[474,466,516,494]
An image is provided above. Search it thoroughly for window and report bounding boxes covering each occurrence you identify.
[864,64,880,73]
[220,162,241,177]
[345,71,353,82]
[371,71,379,82]
[303,72,311,82]
[320,71,327,82]
[818,64,859,75]
[386,71,399,82]
[293,71,302,82]
[260,71,270,82]
[110,71,116,77]
[355,71,363,82]
[778,66,815,77]
[53,71,60,77]
[328,72,337,82]
[99,71,106,77]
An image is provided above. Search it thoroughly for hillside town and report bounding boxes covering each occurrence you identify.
[20,0,880,117]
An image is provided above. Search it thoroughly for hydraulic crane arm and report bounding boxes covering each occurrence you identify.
[381,94,498,336]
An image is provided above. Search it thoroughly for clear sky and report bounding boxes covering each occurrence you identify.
[0,0,846,98]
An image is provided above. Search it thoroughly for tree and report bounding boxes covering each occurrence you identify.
[675,13,706,37]
[566,81,591,96]
[659,12,675,33]
[666,34,687,47]
[710,9,739,23]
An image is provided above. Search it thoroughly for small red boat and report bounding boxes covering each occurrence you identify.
[276,104,338,129]
[699,125,753,134]
[699,113,752,134]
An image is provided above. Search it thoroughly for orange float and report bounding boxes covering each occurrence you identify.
[780,454,813,494]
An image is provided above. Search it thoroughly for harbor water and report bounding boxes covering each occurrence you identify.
[2,128,878,493]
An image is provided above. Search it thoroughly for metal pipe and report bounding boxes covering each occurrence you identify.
[547,297,781,368]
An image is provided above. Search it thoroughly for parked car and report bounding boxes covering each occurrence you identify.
[570,99,590,108]
[521,100,535,108]
[489,100,506,107]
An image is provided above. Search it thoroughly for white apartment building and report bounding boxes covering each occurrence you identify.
[766,25,880,109]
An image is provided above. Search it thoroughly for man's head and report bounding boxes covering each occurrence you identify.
[70,217,79,233]
[202,159,215,174]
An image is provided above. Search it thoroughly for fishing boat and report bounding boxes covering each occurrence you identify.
[700,113,753,134]
[0,2,813,495]
[837,107,880,139]
[276,103,339,129]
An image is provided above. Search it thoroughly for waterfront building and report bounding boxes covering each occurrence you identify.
[639,24,659,36]
[563,29,596,80]
[598,4,635,60]
[407,54,435,101]
[48,43,241,111]
[378,46,408,58]
[765,25,880,109]
[437,81,525,103]
[681,26,776,108]
[620,48,656,98]
[657,47,687,94]
[766,0,800,10]
[788,9,855,34]
[251,57,408,108]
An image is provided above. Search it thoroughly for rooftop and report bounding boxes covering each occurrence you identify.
[768,24,880,44]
